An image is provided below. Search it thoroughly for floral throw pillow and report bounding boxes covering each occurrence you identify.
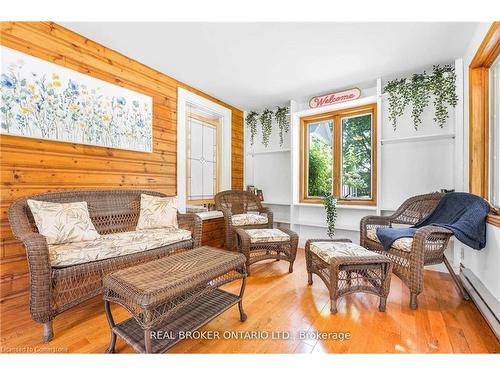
[27,200,100,245]
[136,194,179,230]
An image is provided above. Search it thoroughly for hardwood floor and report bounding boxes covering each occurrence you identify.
[1,249,498,354]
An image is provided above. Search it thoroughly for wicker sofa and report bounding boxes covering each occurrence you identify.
[8,190,202,342]
[215,190,273,251]
[360,192,468,309]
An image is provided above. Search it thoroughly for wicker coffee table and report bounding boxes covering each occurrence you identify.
[103,246,247,354]
[235,228,298,276]
[305,239,392,313]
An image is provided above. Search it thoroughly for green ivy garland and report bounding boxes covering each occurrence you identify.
[429,64,458,128]
[259,109,273,147]
[323,194,338,239]
[274,106,290,147]
[408,72,430,130]
[245,111,259,146]
[384,64,458,130]
[384,78,409,130]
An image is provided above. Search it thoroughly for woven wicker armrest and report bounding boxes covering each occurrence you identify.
[14,232,52,323]
[259,207,274,228]
[360,215,392,247]
[177,212,202,248]
[411,225,453,254]
[234,227,251,246]
[360,215,392,229]
[220,208,235,250]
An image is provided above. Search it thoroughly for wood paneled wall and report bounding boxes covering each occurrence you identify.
[0,22,244,301]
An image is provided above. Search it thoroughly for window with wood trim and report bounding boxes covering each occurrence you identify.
[300,104,377,205]
[468,22,500,225]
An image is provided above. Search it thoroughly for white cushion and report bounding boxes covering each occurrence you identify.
[309,241,379,263]
[367,228,412,252]
[48,228,191,267]
[136,194,178,230]
[27,199,100,245]
[231,213,268,226]
[245,228,290,244]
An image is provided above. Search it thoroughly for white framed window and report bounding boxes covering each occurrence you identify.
[186,106,221,204]
[177,88,232,213]
[490,55,500,207]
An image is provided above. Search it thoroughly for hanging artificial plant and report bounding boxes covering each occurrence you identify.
[274,106,290,147]
[259,109,273,147]
[384,78,409,130]
[384,64,458,130]
[408,72,430,130]
[429,64,458,128]
[323,194,338,239]
[245,111,259,146]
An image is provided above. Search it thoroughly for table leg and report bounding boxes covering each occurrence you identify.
[104,300,117,354]
[238,268,247,322]
[144,329,152,353]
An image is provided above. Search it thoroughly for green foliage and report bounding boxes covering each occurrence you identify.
[408,73,430,130]
[429,64,458,128]
[245,111,259,146]
[341,115,371,196]
[308,137,332,197]
[384,78,409,130]
[384,64,458,130]
[323,194,337,239]
[259,109,273,147]
[274,106,290,147]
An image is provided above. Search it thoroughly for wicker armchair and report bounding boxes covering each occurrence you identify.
[360,192,469,309]
[215,190,273,250]
[8,190,202,342]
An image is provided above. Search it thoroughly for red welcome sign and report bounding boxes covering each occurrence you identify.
[309,88,361,109]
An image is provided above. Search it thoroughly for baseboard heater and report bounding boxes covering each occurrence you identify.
[460,266,500,340]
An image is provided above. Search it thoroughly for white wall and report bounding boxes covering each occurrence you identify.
[244,107,291,205]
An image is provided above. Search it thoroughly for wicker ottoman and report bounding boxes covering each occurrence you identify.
[235,228,298,276]
[305,239,393,314]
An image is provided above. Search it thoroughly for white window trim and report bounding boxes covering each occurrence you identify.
[177,88,231,213]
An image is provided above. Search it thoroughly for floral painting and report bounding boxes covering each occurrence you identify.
[0,46,153,152]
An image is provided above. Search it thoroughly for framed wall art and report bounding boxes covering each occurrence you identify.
[0,46,153,152]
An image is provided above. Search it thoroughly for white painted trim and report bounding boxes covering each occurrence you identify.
[177,87,232,213]
[293,95,377,118]
[454,58,465,193]
[376,78,383,216]
[262,201,292,206]
[290,100,299,231]
[381,133,455,145]
[293,202,377,210]
[247,149,291,156]
[294,221,359,231]
[460,266,500,340]
[242,111,247,190]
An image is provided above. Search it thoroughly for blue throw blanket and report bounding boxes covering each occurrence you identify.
[376,192,490,251]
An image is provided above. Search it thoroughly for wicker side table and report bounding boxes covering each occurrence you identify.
[305,239,393,314]
[103,246,247,354]
[235,228,298,276]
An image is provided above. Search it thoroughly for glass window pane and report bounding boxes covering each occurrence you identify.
[307,120,333,197]
[186,111,219,202]
[341,114,372,200]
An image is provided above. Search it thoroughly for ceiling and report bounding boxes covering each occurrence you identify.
[61,22,480,111]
